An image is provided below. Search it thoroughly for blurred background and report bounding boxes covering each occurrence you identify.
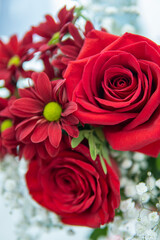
[0,0,76,37]
[0,0,160,239]
[0,0,160,42]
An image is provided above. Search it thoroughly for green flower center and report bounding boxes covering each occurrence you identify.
[43,102,62,122]
[48,32,60,46]
[8,55,20,68]
[1,119,13,132]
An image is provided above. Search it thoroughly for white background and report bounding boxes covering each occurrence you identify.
[1,0,160,239]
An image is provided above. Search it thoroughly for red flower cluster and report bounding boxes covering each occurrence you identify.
[0,6,123,228]
[31,6,94,78]
[0,32,33,90]
[2,2,160,231]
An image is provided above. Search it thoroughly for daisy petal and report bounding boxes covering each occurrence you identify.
[11,98,43,116]
[21,143,36,160]
[36,142,48,159]
[9,35,18,52]
[18,88,36,99]
[61,123,79,138]
[33,72,52,103]
[62,115,79,125]
[68,23,83,47]
[17,119,38,141]
[31,122,48,143]
[61,102,77,116]
[45,138,59,157]
[48,122,62,148]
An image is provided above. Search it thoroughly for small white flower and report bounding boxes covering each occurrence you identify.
[133,152,145,161]
[147,172,152,177]
[120,177,128,188]
[145,229,157,240]
[136,182,148,195]
[155,179,160,189]
[130,163,140,174]
[124,184,137,197]
[148,212,159,223]
[121,159,132,169]
[3,191,14,201]
[140,215,150,227]
[141,192,150,203]
[121,220,136,235]
[4,179,16,192]
[140,161,148,170]
[146,176,156,191]
[120,198,135,212]
[136,222,146,236]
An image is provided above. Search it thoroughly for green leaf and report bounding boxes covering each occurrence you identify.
[156,154,160,171]
[71,132,84,148]
[101,145,111,166]
[99,154,107,174]
[84,131,90,139]
[74,6,84,16]
[48,32,60,46]
[88,134,97,160]
[89,226,108,240]
[94,127,105,142]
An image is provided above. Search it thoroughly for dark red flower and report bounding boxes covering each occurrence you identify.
[32,6,75,53]
[65,30,160,157]
[26,143,120,228]
[0,31,34,89]
[10,72,79,159]
[0,98,18,158]
[52,21,94,74]
[31,6,94,78]
[31,7,75,80]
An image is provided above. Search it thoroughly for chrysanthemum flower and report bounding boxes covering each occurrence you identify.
[0,98,18,158]
[31,6,75,79]
[52,21,94,73]
[32,6,94,78]
[10,72,79,159]
[0,31,34,89]
[32,6,75,52]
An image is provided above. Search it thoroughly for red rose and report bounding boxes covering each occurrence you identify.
[65,30,160,157]
[26,143,120,228]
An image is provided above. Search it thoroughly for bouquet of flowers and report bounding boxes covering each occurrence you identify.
[0,3,160,240]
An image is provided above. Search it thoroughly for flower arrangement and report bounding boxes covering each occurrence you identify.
[0,2,160,240]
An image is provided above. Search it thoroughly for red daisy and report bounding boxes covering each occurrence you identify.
[0,97,8,158]
[32,6,75,53]
[10,72,79,159]
[52,21,94,73]
[0,98,18,158]
[0,31,34,89]
[32,6,94,79]
[31,6,76,79]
